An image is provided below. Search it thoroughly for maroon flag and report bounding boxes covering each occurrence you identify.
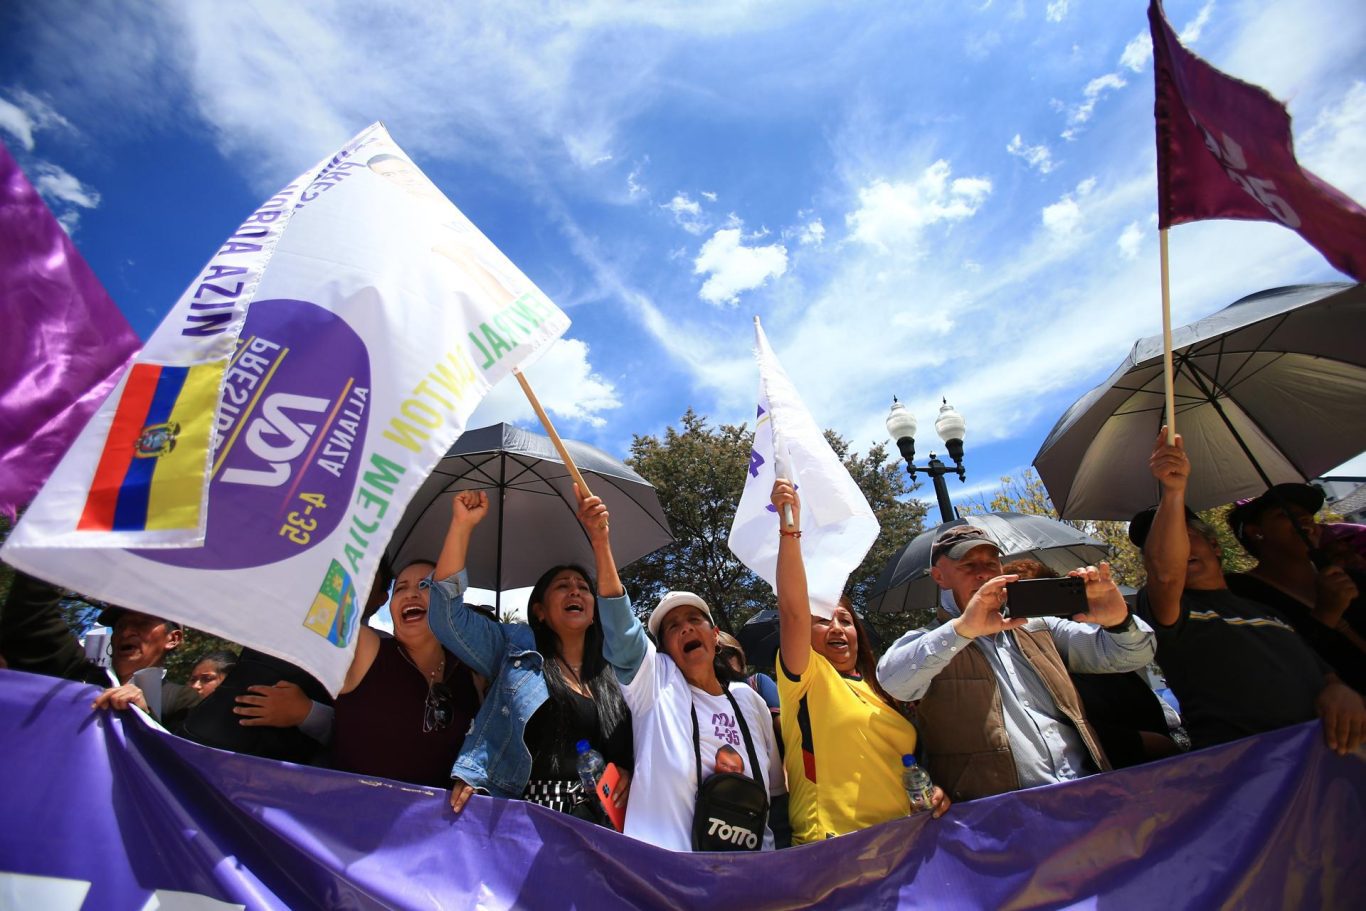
[0,140,141,518]
[1149,0,1366,280]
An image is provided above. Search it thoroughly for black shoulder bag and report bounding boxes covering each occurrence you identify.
[690,688,769,852]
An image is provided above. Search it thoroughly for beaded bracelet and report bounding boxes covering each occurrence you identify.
[779,529,802,538]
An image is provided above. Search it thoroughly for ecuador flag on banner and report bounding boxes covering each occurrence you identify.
[78,363,222,532]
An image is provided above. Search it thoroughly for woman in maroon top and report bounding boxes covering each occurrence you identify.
[331,559,480,788]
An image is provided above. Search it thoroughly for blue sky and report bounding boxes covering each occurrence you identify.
[4,0,1365,528]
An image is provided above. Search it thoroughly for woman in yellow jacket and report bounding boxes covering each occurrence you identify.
[770,479,950,843]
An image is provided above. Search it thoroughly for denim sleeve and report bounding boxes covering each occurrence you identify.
[596,590,647,685]
[424,570,507,680]
[875,622,972,702]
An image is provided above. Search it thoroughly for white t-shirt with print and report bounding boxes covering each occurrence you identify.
[620,639,785,852]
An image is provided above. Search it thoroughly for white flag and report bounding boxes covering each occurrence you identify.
[727,317,879,617]
[3,123,570,692]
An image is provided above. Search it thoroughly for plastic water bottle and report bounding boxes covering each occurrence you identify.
[902,754,934,814]
[576,739,606,794]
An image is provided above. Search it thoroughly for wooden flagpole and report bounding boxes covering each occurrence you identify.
[1159,228,1177,445]
[511,367,600,509]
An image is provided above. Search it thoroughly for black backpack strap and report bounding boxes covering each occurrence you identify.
[691,686,767,794]
[724,687,765,794]
[690,702,704,797]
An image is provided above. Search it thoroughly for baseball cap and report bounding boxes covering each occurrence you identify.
[647,591,713,639]
[97,606,181,632]
[1127,505,1199,549]
[930,525,1001,564]
[1226,483,1326,543]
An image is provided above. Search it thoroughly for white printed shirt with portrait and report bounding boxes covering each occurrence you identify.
[619,639,785,852]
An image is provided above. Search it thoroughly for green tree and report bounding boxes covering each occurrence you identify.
[619,409,927,642]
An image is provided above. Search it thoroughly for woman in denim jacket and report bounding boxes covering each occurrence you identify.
[428,488,633,824]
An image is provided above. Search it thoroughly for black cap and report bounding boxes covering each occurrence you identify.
[1227,483,1326,543]
[1127,504,1199,549]
[931,525,1001,564]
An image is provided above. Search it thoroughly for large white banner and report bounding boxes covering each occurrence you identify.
[727,318,879,618]
[3,123,569,692]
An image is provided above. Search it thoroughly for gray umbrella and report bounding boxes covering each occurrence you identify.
[384,423,673,605]
[1034,283,1366,519]
[865,512,1109,615]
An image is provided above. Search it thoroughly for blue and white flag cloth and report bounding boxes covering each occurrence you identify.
[4,123,570,693]
[727,317,879,618]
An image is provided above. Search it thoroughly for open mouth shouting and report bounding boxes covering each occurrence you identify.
[398,599,428,625]
[824,634,850,655]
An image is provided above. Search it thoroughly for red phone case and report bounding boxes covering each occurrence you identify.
[595,763,627,832]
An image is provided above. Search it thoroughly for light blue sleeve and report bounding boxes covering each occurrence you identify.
[1044,614,1156,673]
[299,701,334,744]
[875,622,972,702]
[596,590,647,685]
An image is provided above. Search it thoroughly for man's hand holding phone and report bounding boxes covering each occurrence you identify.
[1066,562,1131,627]
[952,575,1026,639]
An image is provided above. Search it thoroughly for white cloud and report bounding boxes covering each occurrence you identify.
[965,29,1004,61]
[797,218,825,245]
[1042,196,1081,236]
[846,161,992,255]
[1119,32,1152,72]
[1045,1,1070,23]
[1117,221,1144,259]
[468,337,621,429]
[1060,72,1127,141]
[0,96,35,150]
[1179,1,1216,44]
[33,163,101,210]
[564,133,613,169]
[626,166,646,198]
[1006,133,1056,173]
[1042,176,1096,237]
[693,227,788,306]
[663,192,708,234]
[701,190,717,202]
[0,89,74,151]
[1298,80,1366,202]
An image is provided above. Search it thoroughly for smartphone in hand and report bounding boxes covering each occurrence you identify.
[1004,576,1086,619]
[595,763,627,832]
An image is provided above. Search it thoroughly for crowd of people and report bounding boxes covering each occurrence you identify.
[1,425,1363,853]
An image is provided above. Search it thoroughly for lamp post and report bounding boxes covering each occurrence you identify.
[885,397,967,524]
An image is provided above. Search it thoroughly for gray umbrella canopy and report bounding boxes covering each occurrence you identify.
[384,423,673,600]
[865,513,1109,615]
[1034,283,1366,520]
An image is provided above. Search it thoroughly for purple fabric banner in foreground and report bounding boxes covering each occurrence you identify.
[0,140,141,519]
[0,669,1361,910]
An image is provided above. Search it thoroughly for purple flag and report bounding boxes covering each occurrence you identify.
[1149,0,1366,279]
[0,140,140,519]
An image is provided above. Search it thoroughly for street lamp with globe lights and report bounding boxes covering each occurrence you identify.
[885,397,967,523]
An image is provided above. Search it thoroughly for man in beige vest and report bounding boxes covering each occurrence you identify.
[877,526,1155,802]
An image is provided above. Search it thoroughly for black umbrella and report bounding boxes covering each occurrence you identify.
[1034,283,1366,519]
[384,423,673,607]
[866,512,1109,615]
